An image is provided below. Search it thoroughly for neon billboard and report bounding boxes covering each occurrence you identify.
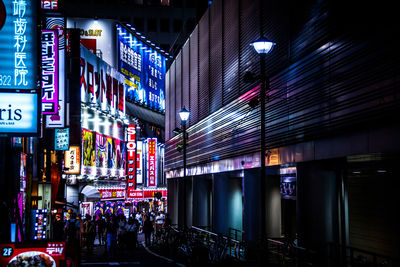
[116,24,166,111]
[0,0,37,90]
[41,29,59,114]
[147,138,157,187]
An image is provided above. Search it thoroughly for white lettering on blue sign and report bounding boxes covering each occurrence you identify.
[13,0,29,86]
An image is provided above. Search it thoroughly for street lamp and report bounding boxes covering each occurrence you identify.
[178,106,190,228]
[250,36,275,238]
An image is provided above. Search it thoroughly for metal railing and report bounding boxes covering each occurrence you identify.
[328,243,400,267]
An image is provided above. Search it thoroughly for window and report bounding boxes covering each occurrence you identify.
[160,19,170,32]
[148,18,157,32]
[173,19,182,33]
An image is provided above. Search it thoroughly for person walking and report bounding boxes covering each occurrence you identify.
[52,214,65,241]
[105,214,118,260]
[96,216,105,246]
[65,212,81,266]
[125,217,138,253]
[84,215,96,253]
[142,215,154,247]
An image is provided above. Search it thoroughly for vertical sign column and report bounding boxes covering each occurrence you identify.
[41,29,58,114]
[126,125,136,197]
[147,138,157,187]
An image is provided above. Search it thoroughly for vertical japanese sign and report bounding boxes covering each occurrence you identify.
[0,0,37,90]
[136,140,143,184]
[41,29,58,114]
[147,138,157,187]
[126,125,136,195]
[45,17,66,128]
[54,128,69,150]
[64,146,80,174]
[117,24,166,111]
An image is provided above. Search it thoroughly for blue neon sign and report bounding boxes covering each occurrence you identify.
[117,24,166,111]
[0,0,37,90]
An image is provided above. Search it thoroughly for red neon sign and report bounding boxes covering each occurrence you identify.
[126,125,136,196]
[147,138,157,187]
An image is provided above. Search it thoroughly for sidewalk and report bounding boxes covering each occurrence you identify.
[80,232,184,266]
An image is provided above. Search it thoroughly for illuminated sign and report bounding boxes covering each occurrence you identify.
[147,138,157,187]
[137,140,143,184]
[64,146,80,174]
[54,128,69,150]
[67,18,115,66]
[0,242,65,266]
[99,188,125,200]
[41,0,58,10]
[126,125,136,195]
[41,29,59,114]
[45,17,66,128]
[0,0,37,90]
[0,92,38,134]
[80,46,125,117]
[127,189,167,199]
[81,129,126,177]
[117,24,166,111]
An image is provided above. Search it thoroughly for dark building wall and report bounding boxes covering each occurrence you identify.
[165,0,400,171]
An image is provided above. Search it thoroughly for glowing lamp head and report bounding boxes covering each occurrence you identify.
[178,107,190,123]
[250,37,276,54]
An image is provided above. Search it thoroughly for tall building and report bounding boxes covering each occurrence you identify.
[61,0,209,57]
[165,0,400,264]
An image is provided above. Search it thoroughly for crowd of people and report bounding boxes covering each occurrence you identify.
[52,210,171,263]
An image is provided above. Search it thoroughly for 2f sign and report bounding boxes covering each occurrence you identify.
[41,0,58,10]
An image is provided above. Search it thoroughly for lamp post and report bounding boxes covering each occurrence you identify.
[250,37,275,237]
[178,107,190,228]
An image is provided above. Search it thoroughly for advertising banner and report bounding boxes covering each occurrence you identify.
[54,128,69,150]
[45,17,66,128]
[99,188,125,200]
[64,146,80,174]
[126,125,136,195]
[136,140,143,184]
[0,92,38,134]
[116,24,166,111]
[147,138,157,187]
[0,0,37,91]
[0,242,65,266]
[80,45,125,118]
[41,29,59,115]
[82,129,126,177]
[127,189,167,199]
[67,18,116,67]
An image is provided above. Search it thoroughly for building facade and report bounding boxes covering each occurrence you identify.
[165,0,400,263]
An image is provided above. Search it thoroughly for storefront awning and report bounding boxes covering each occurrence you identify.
[81,185,100,199]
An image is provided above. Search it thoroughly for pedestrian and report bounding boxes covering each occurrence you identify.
[155,211,164,242]
[52,214,65,241]
[125,217,138,252]
[96,216,105,246]
[105,214,118,259]
[65,212,81,265]
[142,215,154,247]
[83,215,95,253]
[117,214,127,248]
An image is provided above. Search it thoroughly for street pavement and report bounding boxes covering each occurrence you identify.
[79,233,185,267]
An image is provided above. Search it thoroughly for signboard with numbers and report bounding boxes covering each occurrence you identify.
[117,24,166,111]
[0,0,37,90]
[0,242,65,266]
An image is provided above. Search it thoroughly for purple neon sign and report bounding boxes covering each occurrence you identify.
[41,29,59,115]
